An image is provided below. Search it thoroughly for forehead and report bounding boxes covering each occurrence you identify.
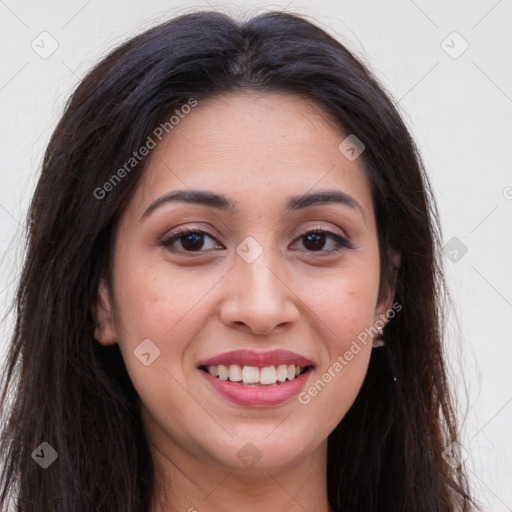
[127,92,375,222]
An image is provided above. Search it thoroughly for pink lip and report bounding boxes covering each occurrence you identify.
[197,349,314,368]
[200,369,312,407]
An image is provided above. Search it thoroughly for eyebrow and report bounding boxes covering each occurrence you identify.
[140,189,365,221]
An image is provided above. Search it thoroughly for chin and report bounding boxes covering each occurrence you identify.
[202,429,322,473]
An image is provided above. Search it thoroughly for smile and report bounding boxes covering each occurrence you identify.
[200,364,310,386]
[197,349,314,406]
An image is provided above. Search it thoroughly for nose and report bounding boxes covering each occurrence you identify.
[218,248,300,336]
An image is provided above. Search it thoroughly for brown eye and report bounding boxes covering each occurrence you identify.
[160,227,351,256]
[293,229,352,253]
[303,232,327,251]
[161,229,223,253]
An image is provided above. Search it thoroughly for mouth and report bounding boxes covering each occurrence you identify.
[196,350,315,407]
[198,363,312,386]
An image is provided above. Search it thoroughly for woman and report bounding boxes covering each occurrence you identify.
[0,10,476,512]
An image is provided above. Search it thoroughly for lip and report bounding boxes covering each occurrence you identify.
[197,349,314,368]
[197,349,315,407]
[200,368,312,407]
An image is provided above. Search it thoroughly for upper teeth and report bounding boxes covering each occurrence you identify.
[206,364,304,385]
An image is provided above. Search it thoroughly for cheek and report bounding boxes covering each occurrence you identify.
[111,253,220,345]
[109,254,220,399]
[298,288,374,431]
[294,258,379,425]
[304,260,380,347]
[109,259,211,435]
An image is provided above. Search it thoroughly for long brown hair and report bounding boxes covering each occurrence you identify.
[0,10,476,511]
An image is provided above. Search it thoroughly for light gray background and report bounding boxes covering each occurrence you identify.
[1,1,511,510]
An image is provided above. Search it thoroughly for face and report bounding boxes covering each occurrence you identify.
[96,92,393,476]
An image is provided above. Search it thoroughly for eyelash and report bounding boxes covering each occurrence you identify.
[160,226,353,255]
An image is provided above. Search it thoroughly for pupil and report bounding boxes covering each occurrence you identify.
[304,232,325,251]
[182,233,203,251]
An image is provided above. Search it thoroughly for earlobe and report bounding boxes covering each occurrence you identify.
[93,280,117,346]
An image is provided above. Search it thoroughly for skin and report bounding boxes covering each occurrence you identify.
[95,92,396,512]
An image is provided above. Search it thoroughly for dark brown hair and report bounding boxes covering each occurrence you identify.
[0,10,476,511]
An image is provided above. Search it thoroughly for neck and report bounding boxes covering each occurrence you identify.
[148,439,331,512]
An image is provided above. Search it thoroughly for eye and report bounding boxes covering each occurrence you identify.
[160,227,352,255]
[160,228,223,253]
[291,228,352,254]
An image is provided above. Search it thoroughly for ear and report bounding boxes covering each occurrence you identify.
[374,249,401,321]
[93,279,118,346]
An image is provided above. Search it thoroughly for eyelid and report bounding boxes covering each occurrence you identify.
[159,226,223,250]
[290,226,353,251]
[159,224,354,257]
[292,223,350,243]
